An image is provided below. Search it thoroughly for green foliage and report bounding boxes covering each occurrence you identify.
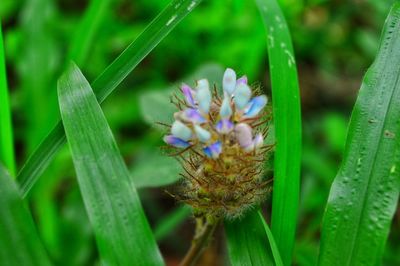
[0,165,51,266]
[58,63,163,266]
[68,0,112,66]
[131,149,182,188]
[319,3,400,265]
[154,205,192,241]
[225,210,283,266]
[256,0,302,264]
[17,0,203,197]
[0,23,15,176]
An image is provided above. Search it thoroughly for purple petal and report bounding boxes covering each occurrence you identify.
[203,141,222,159]
[243,95,268,118]
[180,108,207,124]
[163,135,190,148]
[181,83,196,106]
[236,75,248,85]
[215,119,234,134]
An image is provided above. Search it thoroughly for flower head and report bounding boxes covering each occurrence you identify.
[163,68,272,219]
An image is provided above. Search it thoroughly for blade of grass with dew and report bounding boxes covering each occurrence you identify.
[318,4,400,265]
[255,0,302,264]
[0,23,16,176]
[225,210,283,266]
[154,205,192,242]
[58,62,163,266]
[68,0,111,66]
[17,0,203,197]
[0,165,51,265]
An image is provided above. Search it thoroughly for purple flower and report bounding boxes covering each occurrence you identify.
[203,141,222,159]
[215,119,234,134]
[181,83,196,107]
[163,135,190,148]
[180,108,206,124]
[243,95,268,118]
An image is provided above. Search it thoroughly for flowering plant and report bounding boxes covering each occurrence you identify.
[163,68,273,220]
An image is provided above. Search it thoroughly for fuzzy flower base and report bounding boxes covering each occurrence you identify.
[163,68,273,219]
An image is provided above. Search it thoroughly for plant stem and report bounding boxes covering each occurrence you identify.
[180,218,219,266]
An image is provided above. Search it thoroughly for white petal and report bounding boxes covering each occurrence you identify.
[234,83,251,110]
[234,123,253,149]
[219,97,232,118]
[195,79,211,113]
[194,125,211,142]
[254,133,264,148]
[223,68,236,95]
[171,121,192,141]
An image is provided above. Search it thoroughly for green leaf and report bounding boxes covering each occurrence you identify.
[255,0,302,264]
[131,149,181,188]
[319,4,400,265]
[17,0,203,197]
[0,165,51,266]
[225,210,283,266]
[58,63,163,266]
[18,0,60,153]
[154,205,192,241]
[68,0,112,65]
[0,23,16,176]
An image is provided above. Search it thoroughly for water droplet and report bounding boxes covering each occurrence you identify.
[390,165,396,173]
[166,15,177,26]
[187,1,197,11]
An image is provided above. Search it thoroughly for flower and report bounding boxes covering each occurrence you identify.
[163,68,272,219]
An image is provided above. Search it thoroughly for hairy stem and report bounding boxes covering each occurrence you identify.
[180,218,219,266]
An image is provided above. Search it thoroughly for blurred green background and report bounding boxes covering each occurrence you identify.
[1,0,399,265]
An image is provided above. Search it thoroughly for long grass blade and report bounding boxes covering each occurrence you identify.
[318,4,400,265]
[58,63,163,266]
[17,0,203,197]
[154,205,192,241]
[18,0,60,153]
[255,0,302,264]
[68,0,112,65]
[0,165,51,265]
[225,210,283,266]
[0,23,16,176]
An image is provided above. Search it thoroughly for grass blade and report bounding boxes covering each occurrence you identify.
[18,0,60,153]
[318,4,400,265]
[225,210,283,266]
[258,212,284,266]
[17,0,203,197]
[0,23,16,176]
[255,0,302,264]
[68,0,112,65]
[154,205,192,241]
[58,63,163,266]
[0,165,51,265]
